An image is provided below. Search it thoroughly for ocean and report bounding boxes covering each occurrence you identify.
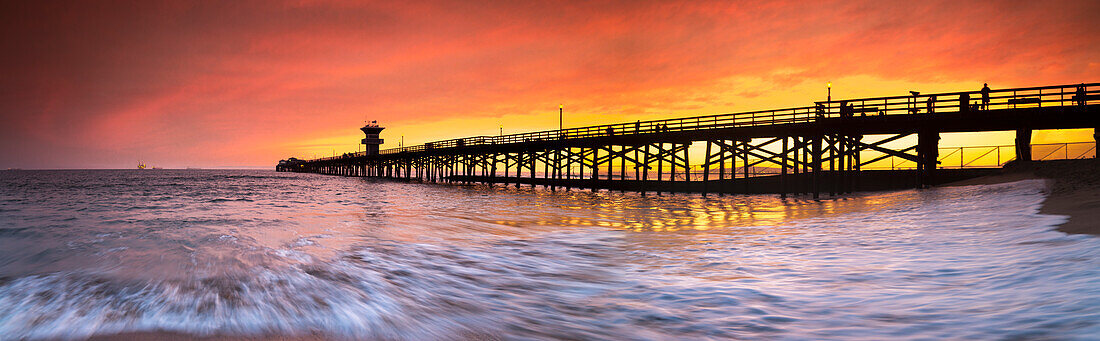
[0,170,1098,340]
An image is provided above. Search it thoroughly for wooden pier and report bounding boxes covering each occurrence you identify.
[278,83,1099,198]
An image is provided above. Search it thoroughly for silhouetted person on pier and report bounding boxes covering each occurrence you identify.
[959,93,970,112]
[1077,84,1087,106]
[635,120,641,133]
[607,126,614,136]
[981,83,991,110]
[839,101,851,118]
[927,95,936,114]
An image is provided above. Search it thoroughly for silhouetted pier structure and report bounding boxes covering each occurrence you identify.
[279,83,1099,198]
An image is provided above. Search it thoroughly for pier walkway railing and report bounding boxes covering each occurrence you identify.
[344,83,1095,156]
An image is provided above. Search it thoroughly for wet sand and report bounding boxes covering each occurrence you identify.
[943,159,1100,235]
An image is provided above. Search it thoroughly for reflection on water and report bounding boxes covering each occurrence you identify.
[0,170,1098,339]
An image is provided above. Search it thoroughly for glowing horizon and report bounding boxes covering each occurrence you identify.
[1,0,1098,169]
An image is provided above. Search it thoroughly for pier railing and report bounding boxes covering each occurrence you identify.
[816,83,1097,117]
[369,106,825,156]
[361,83,1095,158]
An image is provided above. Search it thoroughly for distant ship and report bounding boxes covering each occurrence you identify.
[138,161,146,170]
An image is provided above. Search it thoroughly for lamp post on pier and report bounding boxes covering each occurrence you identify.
[559,104,563,131]
[827,82,832,103]
[910,91,921,113]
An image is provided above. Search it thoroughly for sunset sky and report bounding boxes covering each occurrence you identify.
[1,0,1098,169]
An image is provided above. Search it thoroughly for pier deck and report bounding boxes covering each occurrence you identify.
[279,83,1099,198]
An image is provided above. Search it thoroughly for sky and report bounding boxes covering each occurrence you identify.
[1,0,1097,169]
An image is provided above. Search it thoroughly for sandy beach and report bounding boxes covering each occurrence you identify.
[944,159,1100,235]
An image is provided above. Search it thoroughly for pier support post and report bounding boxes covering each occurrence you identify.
[620,146,627,192]
[802,136,811,195]
[780,137,788,198]
[812,135,822,199]
[842,135,852,194]
[529,150,536,188]
[641,145,650,196]
[740,139,749,194]
[1015,128,1033,163]
[716,140,726,195]
[918,130,940,188]
[853,135,862,192]
[1093,127,1099,152]
[828,135,836,197]
[633,147,641,189]
[702,141,711,196]
[656,144,664,194]
[683,143,691,186]
[590,147,599,191]
[566,148,574,190]
[664,144,673,187]
[550,150,558,191]
[796,137,804,195]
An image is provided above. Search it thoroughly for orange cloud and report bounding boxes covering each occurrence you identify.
[0,0,1096,168]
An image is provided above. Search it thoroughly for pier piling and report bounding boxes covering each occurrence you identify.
[278,83,1100,196]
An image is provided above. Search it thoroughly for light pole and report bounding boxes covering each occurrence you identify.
[559,104,563,131]
[910,91,920,113]
[827,81,831,103]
